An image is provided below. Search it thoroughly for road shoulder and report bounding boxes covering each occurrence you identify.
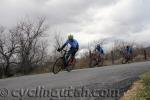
[120,71,150,100]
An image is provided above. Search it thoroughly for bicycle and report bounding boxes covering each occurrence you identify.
[120,50,133,64]
[52,49,76,74]
[89,52,104,68]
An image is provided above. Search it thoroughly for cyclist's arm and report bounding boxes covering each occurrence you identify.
[94,47,97,51]
[101,48,104,54]
[60,40,68,50]
[76,42,79,50]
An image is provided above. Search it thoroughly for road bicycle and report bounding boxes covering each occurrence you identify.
[120,50,133,64]
[89,52,104,68]
[52,49,76,74]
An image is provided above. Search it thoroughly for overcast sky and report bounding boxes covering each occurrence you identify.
[0,0,150,52]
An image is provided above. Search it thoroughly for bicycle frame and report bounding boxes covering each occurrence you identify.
[59,50,71,66]
[89,52,104,67]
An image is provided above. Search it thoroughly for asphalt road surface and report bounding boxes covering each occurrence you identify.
[0,61,150,100]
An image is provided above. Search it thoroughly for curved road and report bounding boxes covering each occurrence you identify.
[0,61,150,100]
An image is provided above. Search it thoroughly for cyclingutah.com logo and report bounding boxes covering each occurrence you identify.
[0,86,120,99]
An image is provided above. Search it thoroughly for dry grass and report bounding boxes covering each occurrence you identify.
[32,66,50,74]
[121,71,150,100]
[120,80,143,100]
[75,58,89,69]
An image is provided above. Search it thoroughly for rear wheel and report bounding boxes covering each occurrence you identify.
[52,58,64,74]
[66,57,76,72]
[122,57,129,64]
[90,59,98,68]
[98,59,104,66]
[122,58,126,64]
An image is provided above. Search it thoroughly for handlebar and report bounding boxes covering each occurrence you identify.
[62,49,67,52]
[57,48,68,53]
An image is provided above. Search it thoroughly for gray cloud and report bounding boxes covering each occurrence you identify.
[0,0,119,27]
[0,0,150,51]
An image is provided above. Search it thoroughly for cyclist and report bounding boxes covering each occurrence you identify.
[95,44,104,64]
[57,34,79,67]
[126,45,133,58]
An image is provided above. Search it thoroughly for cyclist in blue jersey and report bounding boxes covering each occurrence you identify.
[57,34,79,67]
[122,45,133,63]
[95,44,104,65]
[126,45,133,55]
[95,44,104,55]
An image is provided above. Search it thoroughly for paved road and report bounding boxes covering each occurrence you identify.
[0,61,150,100]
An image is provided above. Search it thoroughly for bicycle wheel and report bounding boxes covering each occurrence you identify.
[122,58,127,64]
[52,58,64,74]
[89,59,98,68]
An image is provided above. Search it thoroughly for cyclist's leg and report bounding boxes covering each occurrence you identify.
[97,53,99,63]
[125,55,128,63]
[98,52,101,63]
[126,53,130,62]
[65,49,72,67]
[72,49,76,58]
[63,57,68,68]
[63,50,70,68]
[131,53,133,61]
[101,54,104,65]
[71,49,78,65]
[129,53,132,62]
[69,49,76,63]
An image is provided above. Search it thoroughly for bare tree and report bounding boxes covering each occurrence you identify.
[52,32,65,60]
[111,39,135,61]
[113,40,135,51]
[0,26,18,77]
[53,33,64,51]
[93,39,107,47]
[11,18,48,74]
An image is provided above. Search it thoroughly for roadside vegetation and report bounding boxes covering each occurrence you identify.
[133,71,150,100]
[121,71,150,100]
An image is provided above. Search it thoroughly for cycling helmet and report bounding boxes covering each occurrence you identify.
[68,34,73,40]
[97,44,101,47]
[126,45,129,48]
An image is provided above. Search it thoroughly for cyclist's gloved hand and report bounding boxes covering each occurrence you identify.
[57,48,61,52]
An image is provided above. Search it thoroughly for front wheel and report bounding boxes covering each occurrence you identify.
[52,58,64,74]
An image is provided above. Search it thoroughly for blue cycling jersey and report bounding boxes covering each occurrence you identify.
[127,48,133,54]
[65,39,79,49]
[96,46,104,54]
